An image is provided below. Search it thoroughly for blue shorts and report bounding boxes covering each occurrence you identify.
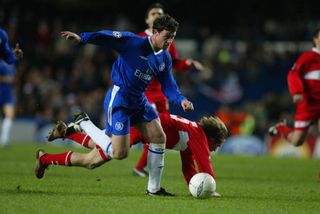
[0,84,15,105]
[104,85,158,135]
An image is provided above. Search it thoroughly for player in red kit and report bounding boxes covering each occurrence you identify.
[132,3,205,176]
[35,113,227,196]
[269,27,320,146]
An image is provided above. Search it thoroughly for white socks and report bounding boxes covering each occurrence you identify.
[79,120,113,158]
[1,118,12,146]
[147,143,165,193]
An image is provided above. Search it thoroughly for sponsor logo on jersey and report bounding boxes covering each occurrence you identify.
[113,31,122,38]
[134,69,152,81]
[159,63,165,71]
[115,122,124,131]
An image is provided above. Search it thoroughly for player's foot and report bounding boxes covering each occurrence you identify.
[132,168,149,177]
[146,187,175,196]
[212,191,221,197]
[65,122,82,135]
[268,119,287,136]
[73,111,90,125]
[35,149,48,179]
[47,120,67,141]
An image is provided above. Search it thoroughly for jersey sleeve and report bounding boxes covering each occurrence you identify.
[287,61,304,95]
[168,42,192,72]
[188,136,215,179]
[156,53,186,106]
[79,30,135,54]
[0,29,17,65]
[180,148,197,184]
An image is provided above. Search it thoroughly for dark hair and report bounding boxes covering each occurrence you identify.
[153,14,179,33]
[312,28,320,47]
[312,28,320,39]
[145,3,164,19]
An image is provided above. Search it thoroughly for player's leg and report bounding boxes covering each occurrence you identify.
[269,116,311,146]
[48,120,96,149]
[135,118,174,196]
[286,129,309,146]
[35,147,108,179]
[75,112,131,160]
[0,104,14,147]
[132,97,169,177]
[131,127,149,177]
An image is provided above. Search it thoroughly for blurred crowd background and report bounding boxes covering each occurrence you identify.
[1,0,320,148]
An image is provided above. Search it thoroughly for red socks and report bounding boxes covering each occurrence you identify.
[277,124,293,139]
[41,152,73,166]
[67,132,91,148]
[66,132,111,161]
[135,144,148,170]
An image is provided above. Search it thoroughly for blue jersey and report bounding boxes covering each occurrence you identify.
[0,28,17,65]
[80,30,185,106]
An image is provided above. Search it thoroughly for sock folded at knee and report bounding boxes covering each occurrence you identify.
[67,133,91,148]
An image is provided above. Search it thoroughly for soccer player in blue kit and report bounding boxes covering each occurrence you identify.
[0,28,23,147]
[51,14,194,196]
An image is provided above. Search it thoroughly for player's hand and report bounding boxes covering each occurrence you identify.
[181,99,194,112]
[61,31,81,44]
[292,94,303,104]
[187,59,204,71]
[13,43,23,60]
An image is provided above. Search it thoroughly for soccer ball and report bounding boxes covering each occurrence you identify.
[189,173,216,199]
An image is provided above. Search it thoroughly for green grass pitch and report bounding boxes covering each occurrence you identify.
[0,143,319,213]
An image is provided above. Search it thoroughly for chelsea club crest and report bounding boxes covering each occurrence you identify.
[159,63,165,71]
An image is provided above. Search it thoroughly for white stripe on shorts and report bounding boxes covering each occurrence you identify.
[304,70,320,80]
[108,85,120,126]
[294,120,312,128]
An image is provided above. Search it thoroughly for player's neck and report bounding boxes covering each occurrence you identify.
[150,36,161,52]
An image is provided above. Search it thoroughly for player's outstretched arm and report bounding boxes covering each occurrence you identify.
[187,59,204,71]
[181,99,194,112]
[61,31,81,44]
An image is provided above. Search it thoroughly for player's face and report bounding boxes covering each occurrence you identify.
[146,8,164,29]
[153,30,175,50]
[314,33,320,48]
[208,138,219,152]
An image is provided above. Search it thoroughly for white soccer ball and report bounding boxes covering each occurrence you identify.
[189,173,216,199]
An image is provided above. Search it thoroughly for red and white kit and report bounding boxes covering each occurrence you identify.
[131,113,215,184]
[287,48,320,130]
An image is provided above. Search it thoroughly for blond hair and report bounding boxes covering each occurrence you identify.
[199,116,228,147]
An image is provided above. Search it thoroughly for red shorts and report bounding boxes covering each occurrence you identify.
[294,100,320,130]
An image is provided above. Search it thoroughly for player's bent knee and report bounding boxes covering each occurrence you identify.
[150,132,166,145]
[112,150,128,160]
[293,139,305,147]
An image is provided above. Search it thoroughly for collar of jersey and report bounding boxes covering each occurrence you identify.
[148,36,163,55]
[312,47,320,55]
[145,29,153,36]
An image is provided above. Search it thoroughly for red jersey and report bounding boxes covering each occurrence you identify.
[137,30,191,108]
[287,48,320,127]
[130,113,215,184]
[288,48,320,101]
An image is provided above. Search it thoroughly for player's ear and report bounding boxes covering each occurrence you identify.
[153,29,159,35]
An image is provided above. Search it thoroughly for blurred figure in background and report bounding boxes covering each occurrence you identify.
[0,28,23,147]
[132,2,205,177]
[269,27,320,146]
